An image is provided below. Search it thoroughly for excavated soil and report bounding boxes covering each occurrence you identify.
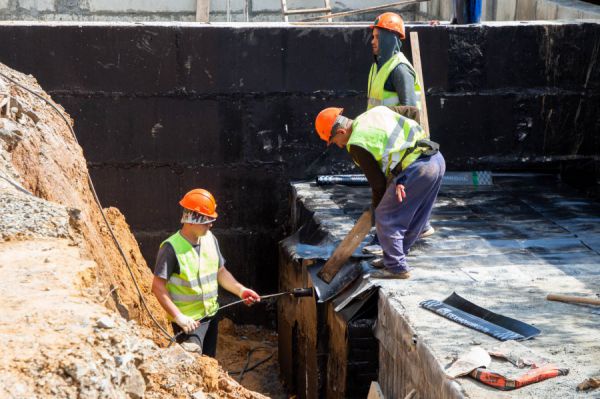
[0,62,276,398]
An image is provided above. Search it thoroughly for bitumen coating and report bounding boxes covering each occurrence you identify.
[292,173,600,398]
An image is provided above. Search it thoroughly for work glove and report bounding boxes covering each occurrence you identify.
[174,313,198,334]
[240,288,261,306]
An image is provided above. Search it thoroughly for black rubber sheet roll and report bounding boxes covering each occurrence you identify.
[420,292,540,341]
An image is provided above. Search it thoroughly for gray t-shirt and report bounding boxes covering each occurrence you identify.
[153,233,226,280]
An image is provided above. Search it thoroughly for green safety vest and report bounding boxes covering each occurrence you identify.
[367,52,423,111]
[347,106,427,176]
[162,231,220,320]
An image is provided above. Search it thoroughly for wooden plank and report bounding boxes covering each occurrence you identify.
[547,294,600,306]
[367,381,385,399]
[195,0,209,22]
[317,209,372,283]
[409,31,430,138]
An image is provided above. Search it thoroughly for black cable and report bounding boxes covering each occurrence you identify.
[0,70,173,341]
[228,346,274,383]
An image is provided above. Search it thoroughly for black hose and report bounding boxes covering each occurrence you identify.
[228,346,274,383]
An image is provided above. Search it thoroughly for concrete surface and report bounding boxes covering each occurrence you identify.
[291,175,600,398]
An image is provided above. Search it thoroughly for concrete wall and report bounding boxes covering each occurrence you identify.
[424,0,600,21]
[0,21,597,323]
[0,0,598,21]
[0,0,421,22]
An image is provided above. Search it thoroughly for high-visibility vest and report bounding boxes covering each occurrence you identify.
[367,52,423,111]
[347,106,427,176]
[162,231,220,320]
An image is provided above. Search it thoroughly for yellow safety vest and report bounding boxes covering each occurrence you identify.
[347,106,427,176]
[367,52,423,111]
[162,231,220,320]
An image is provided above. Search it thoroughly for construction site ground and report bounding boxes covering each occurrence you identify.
[0,62,284,398]
[292,175,600,398]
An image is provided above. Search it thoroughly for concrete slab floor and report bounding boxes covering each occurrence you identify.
[292,175,600,398]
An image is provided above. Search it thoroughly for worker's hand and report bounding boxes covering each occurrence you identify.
[396,184,406,203]
[240,288,261,306]
[174,313,198,334]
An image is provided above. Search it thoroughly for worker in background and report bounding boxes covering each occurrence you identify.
[314,106,445,279]
[368,12,435,239]
[152,189,261,356]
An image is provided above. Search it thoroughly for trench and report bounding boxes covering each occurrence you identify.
[0,20,598,398]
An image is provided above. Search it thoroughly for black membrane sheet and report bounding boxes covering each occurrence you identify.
[420,292,541,341]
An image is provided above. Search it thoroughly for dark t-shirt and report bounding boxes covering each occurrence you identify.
[153,233,226,280]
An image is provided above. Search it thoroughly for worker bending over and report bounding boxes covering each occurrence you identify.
[368,12,435,238]
[315,106,445,279]
[152,189,260,356]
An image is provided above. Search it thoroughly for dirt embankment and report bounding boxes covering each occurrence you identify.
[0,62,267,398]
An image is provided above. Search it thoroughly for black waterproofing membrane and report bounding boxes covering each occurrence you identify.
[420,292,541,341]
[308,260,370,303]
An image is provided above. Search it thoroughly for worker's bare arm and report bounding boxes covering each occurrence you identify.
[217,266,260,305]
[151,276,184,318]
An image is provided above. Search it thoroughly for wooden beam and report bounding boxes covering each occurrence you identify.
[196,0,210,22]
[409,31,430,138]
[547,294,600,306]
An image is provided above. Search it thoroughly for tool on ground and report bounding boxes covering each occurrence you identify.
[546,293,600,306]
[317,209,373,283]
[168,288,314,347]
[470,364,569,391]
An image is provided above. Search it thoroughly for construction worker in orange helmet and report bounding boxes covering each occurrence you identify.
[368,12,435,240]
[151,188,261,356]
[315,105,445,279]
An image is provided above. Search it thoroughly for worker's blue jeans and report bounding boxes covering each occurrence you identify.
[375,152,445,273]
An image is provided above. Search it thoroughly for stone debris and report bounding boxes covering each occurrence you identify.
[0,62,268,399]
[96,316,116,329]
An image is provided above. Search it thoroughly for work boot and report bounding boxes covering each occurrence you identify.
[368,269,410,279]
[370,257,385,268]
[419,224,435,238]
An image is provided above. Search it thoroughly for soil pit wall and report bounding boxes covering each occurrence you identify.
[0,21,597,324]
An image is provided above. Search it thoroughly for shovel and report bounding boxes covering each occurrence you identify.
[317,209,373,283]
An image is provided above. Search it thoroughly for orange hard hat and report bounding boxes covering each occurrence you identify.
[315,107,344,143]
[179,189,218,218]
[370,12,405,39]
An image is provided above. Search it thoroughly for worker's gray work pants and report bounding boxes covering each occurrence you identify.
[375,152,445,273]
[172,317,219,357]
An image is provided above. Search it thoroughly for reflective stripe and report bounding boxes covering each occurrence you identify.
[382,96,400,106]
[381,121,404,174]
[168,272,218,289]
[170,288,218,303]
[199,272,218,287]
[169,275,199,288]
[386,125,421,172]
[368,96,400,108]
